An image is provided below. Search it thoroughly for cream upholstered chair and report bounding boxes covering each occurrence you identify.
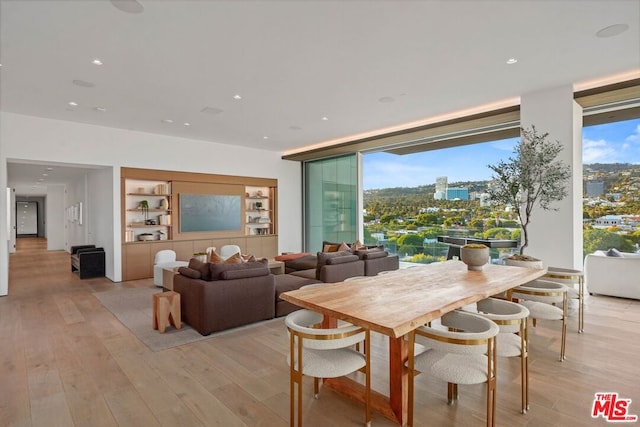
[153,250,188,287]
[475,298,530,414]
[220,244,241,259]
[285,309,371,427]
[407,310,499,427]
[508,279,569,361]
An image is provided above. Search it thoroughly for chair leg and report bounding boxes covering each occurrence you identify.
[447,383,458,404]
[365,330,371,427]
[521,320,529,413]
[487,336,497,427]
[560,293,568,361]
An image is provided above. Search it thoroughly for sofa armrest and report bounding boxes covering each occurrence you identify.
[364,255,399,276]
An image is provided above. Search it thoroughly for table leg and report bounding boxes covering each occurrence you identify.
[389,336,409,425]
[322,334,409,425]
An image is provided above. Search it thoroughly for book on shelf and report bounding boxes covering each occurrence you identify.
[154,183,169,195]
[158,214,172,225]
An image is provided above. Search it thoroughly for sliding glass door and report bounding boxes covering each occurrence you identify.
[304,155,358,252]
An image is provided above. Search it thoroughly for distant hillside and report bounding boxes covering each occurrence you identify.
[583,163,638,173]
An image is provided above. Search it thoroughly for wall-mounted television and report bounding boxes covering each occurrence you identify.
[179,194,241,232]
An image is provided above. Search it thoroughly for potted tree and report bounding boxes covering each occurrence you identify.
[487,125,571,267]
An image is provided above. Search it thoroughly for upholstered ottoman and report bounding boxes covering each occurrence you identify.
[275,274,322,317]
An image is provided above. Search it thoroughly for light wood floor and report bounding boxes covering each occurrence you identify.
[2,238,639,426]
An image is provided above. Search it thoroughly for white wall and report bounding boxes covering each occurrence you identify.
[46,185,66,251]
[66,175,87,249]
[87,167,116,280]
[520,85,583,269]
[0,112,303,294]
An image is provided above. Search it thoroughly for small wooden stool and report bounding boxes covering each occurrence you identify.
[153,291,181,333]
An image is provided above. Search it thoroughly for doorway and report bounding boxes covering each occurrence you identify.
[16,200,39,237]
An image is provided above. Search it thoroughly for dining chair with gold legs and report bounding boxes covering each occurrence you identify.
[509,279,569,361]
[475,298,530,414]
[285,309,371,427]
[407,310,499,427]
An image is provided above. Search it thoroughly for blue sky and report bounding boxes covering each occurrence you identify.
[363,118,640,190]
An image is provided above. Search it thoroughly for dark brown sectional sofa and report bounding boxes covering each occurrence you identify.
[173,247,399,336]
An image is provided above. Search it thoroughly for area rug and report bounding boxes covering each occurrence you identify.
[93,285,214,351]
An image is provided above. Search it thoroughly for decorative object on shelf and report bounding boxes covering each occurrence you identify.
[145,219,157,225]
[487,126,570,265]
[138,200,149,221]
[157,230,167,240]
[256,190,263,197]
[460,243,490,271]
[138,233,154,241]
[137,187,145,193]
[254,201,263,210]
[159,198,169,210]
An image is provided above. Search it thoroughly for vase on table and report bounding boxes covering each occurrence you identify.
[460,244,490,271]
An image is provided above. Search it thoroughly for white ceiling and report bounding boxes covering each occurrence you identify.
[1,0,640,194]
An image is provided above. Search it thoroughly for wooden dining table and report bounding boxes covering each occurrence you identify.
[281,260,547,425]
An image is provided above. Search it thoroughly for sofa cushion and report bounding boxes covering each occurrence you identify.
[188,258,211,280]
[274,274,322,299]
[326,254,360,265]
[284,255,318,272]
[316,250,354,280]
[209,259,269,280]
[178,266,201,279]
[355,248,388,260]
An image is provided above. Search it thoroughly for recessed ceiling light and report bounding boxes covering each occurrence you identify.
[162,119,174,124]
[233,94,242,100]
[110,0,144,14]
[506,58,518,65]
[92,59,103,66]
[94,106,107,112]
[263,136,269,140]
[42,173,48,177]
[68,101,78,107]
[46,168,53,171]
[321,117,329,121]
[183,122,191,126]
[596,24,629,38]
[73,79,96,88]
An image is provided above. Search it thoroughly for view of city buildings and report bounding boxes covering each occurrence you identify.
[362,118,640,264]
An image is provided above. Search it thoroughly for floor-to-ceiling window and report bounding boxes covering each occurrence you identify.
[362,137,519,263]
[304,155,358,252]
[582,117,640,257]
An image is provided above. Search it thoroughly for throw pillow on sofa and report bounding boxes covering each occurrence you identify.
[209,250,243,264]
[606,248,623,257]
